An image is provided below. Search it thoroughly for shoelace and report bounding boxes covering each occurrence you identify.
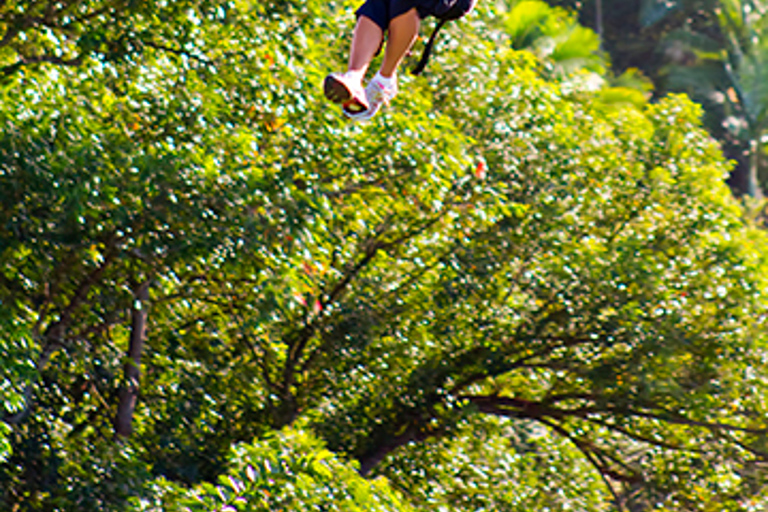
[370,82,395,106]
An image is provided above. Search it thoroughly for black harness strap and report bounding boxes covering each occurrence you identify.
[411,17,449,76]
[410,0,476,75]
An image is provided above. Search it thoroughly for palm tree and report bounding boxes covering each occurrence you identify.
[541,0,767,196]
[501,0,605,74]
[718,0,768,198]
[628,0,768,197]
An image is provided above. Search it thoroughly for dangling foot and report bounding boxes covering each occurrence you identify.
[323,72,369,114]
[344,72,398,121]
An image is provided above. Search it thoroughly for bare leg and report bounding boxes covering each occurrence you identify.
[348,15,384,79]
[326,9,418,115]
[379,8,420,77]
[325,15,382,109]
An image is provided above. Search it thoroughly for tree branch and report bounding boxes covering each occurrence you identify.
[358,427,418,477]
[588,417,707,454]
[3,244,118,425]
[20,52,84,67]
[283,212,448,402]
[536,417,630,511]
[461,393,768,436]
[357,419,445,477]
[114,281,151,439]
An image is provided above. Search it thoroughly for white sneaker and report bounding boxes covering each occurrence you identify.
[324,72,368,114]
[344,73,398,121]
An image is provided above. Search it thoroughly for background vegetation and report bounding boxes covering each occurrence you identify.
[2,0,768,510]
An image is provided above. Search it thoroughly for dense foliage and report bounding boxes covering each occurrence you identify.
[548,0,768,197]
[2,0,768,510]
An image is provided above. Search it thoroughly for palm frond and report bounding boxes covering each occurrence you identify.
[504,0,556,49]
[661,61,730,94]
[737,46,768,124]
[660,28,724,56]
[549,25,604,73]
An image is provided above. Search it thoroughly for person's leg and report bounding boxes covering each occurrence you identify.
[379,7,420,77]
[345,7,417,119]
[324,0,387,111]
[347,15,384,82]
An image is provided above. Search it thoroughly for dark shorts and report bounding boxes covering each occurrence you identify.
[356,0,441,30]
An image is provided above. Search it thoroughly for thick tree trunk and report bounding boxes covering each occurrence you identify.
[358,429,418,477]
[114,281,150,439]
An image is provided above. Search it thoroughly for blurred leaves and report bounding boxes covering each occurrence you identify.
[1,0,768,511]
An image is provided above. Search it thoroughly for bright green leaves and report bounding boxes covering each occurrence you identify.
[0,308,36,462]
[133,428,413,512]
[500,0,605,74]
[3,0,768,511]
[651,0,768,196]
[383,415,612,511]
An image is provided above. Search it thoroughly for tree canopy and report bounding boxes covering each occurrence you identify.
[2,1,768,511]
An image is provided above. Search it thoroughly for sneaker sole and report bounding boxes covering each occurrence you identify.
[344,102,380,121]
[324,75,368,113]
[323,75,352,103]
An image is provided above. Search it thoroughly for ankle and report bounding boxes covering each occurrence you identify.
[374,71,396,87]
